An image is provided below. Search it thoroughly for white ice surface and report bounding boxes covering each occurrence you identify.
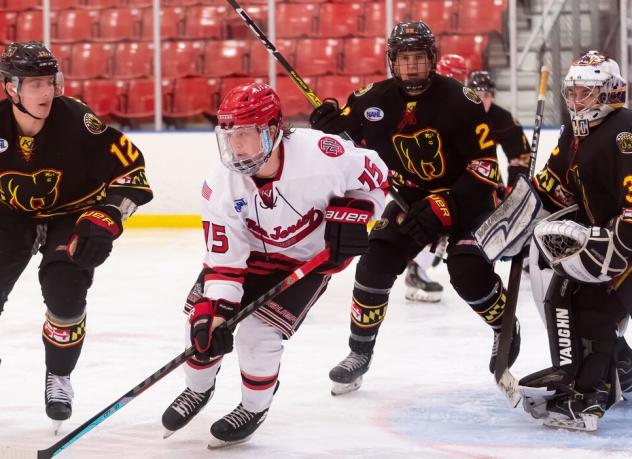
[1,229,631,459]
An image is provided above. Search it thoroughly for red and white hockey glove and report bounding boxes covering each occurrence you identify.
[399,193,456,246]
[189,298,239,360]
[67,206,122,269]
[324,197,374,265]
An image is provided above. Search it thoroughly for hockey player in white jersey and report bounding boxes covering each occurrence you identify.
[161,83,387,448]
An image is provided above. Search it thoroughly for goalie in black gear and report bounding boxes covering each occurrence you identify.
[310,21,520,396]
[518,51,632,431]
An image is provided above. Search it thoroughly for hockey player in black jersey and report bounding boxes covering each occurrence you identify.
[512,51,632,431]
[0,42,152,430]
[468,70,531,191]
[310,21,521,395]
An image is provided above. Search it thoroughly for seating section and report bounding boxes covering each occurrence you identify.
[0,1,503,122]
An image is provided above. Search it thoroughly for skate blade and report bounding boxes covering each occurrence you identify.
[331,376,363,396]
[543,413,599,432]
[405,288,442,303]
[52,420,63,436]
[207,435,253,449]
[163,429,176,439]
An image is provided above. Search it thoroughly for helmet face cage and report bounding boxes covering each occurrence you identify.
[387,21,437,92]
[561,52,627,136]
[216,124,280,176]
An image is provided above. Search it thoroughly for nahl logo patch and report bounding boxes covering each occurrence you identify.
[0,138,8,153]
[463,87,482,104]
[616,132,632,154]
[364,107,384,122]
[84,113,107,135]
[318,136,345,157]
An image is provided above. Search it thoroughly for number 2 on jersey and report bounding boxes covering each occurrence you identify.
[110,134,140,167]
[475,123,495,150]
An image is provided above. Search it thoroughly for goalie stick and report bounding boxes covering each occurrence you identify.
[224,0,411,213]
[494,66,550,407]
[1,248,330,459]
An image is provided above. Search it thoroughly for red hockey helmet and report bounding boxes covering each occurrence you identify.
[436,54,467,84]
[216,83,284,175]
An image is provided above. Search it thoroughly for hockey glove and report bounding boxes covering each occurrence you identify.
[399,193,455,246]
[324,197,374,265]
[189,298,239,360]
[67,206,122,269]
[309,99,346,134]
[507,165,529,189]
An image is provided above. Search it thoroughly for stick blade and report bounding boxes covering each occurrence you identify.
[0,446,39,459]
[496,369,522,408]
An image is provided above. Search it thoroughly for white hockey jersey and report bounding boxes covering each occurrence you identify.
[200,128,388,304]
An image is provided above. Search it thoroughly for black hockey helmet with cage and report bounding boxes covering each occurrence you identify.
[468,70,495,95]
[0,41,59,80]
[387,21,437,93]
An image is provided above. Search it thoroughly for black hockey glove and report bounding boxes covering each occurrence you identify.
[507,165,529,189]
[309,99,346,134]
[399,193,456,246]
[324,197,374,265]
[67,206,122,269]
[189,298,238,360]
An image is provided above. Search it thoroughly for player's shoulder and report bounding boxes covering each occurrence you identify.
[607,108,632,154]
[0,99,12,127]
[51,96,109,135]
[346,78,396,105]
[430,74,484,108]
[287,128,362,162]
[488,103,512,121]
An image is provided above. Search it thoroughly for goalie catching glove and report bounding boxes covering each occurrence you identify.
[399,193,455,246]
[189,298,239,360]
[534,218,632,284]
[324,197,373,265]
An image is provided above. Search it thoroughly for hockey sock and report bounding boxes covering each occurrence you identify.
[42,311,86,375]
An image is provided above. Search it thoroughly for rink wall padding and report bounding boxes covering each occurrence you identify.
[124,128,562,228]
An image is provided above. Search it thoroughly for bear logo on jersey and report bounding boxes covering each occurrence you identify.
[84,113,107,135]
[392,128,446,181]
[463,87,482,104]
[0,169,62,212]
[616,132,632,154]
[318,136,345,157]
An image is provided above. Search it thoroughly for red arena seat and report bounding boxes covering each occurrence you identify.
[184,5,226,40]
[50,43,72,73]
[318,3,362,38]
[114,78,170,119]
[114,42,154,79]
[62,79,83,99]
[275,3,318,38]
[165,77,221,117]
[0,12,17,44]
[15,10,42,41]
[81,79,119,117]
[412,1,458,34]
[96,8,143,42]
[83,0,119,9]
[52,9,99,43]
[362,1,410,37]
[4,0,40,11]
[202,40,249,77]
[295,38,342,76]
[249,38,296,77]
[458,0,506,34]
[50,0,78,10]
[439,34,489,70]
[219,76,266,101]
[341,37,386,75]
[225,4,266,40]
[67,43,114,79]
[142,7,186,40]
[161,40,204,78]
[317,75,364,103]
[274,76,316,117]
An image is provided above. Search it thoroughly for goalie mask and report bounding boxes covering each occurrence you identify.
[562,51,627,137]
[387,21,437,94]
[216,83,283,176]
[534,220,628,284]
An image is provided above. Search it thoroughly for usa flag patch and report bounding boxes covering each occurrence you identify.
[201,181,212,201]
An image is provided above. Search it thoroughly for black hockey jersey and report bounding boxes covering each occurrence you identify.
[325,74,500,233]
[534,108,632,248]
[0,96,152,218]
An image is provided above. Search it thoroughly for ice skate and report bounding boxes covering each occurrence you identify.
[162,384,215,438]
[404,262,443,303]
[45,371,74,435]
[208,403,269,449]
[542,383,609,432]
[329,351,372,395]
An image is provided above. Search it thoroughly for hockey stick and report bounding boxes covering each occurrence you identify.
[225,0,410,213]
[1,248,330,459]
[494,66,550,407]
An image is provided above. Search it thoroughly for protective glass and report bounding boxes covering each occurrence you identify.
[216,124,274,176]
[11,72,65,98]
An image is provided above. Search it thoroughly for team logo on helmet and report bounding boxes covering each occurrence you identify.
[574,52,607,66]
[616,132,632,154]
[84,113,106,135]
[318,136,345,157]
[364,107,384,122]
[0,138,8,153]
[392,128,445,181]
[463,87,482,104]
[0,169,61,212]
